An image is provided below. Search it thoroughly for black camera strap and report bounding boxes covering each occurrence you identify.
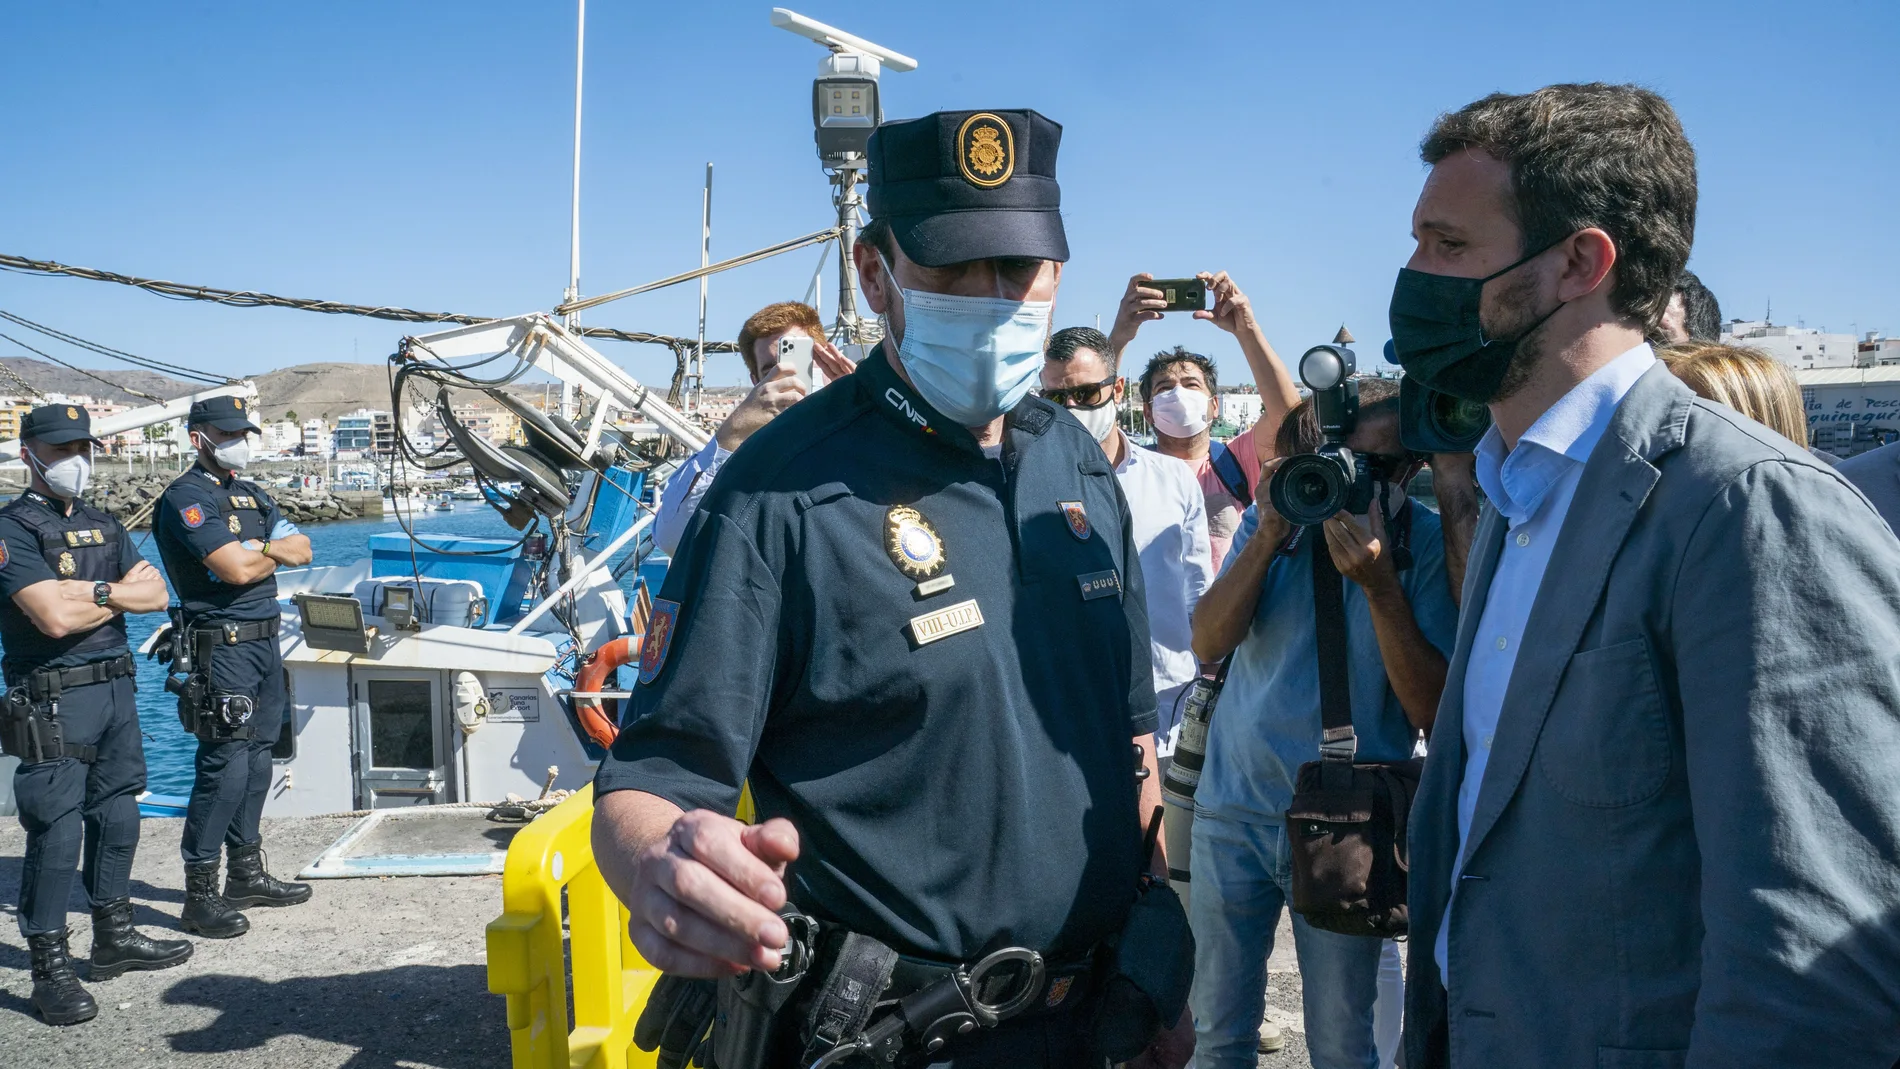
[1309,532,1357,781]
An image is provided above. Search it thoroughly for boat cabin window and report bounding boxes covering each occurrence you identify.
[367,679,436,771]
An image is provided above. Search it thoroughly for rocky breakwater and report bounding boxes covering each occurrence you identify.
[1,469,371,529]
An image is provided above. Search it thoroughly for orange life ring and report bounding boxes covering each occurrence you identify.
[574,635,641,748]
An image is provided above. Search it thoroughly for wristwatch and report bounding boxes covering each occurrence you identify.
[93,582,111,607]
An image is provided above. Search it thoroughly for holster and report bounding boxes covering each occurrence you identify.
[0,685,94,765]
[1089,878,1193,1063]
[169,628,258,742]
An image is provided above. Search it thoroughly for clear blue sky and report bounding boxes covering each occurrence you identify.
[2,1,1895,393]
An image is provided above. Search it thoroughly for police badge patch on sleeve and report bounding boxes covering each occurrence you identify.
[0,539,9,568]
[182,504,206,529]
[1059,500,1091,540]
[639,599,680,685]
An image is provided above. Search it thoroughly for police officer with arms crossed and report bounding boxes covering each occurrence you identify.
[153,395,313,938]
[0,404,189,1025]
[592,109,1192,1068]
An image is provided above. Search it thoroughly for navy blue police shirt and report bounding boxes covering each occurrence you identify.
[597,346,1159,963]
[0,491,146,678]
[154,463,285,622]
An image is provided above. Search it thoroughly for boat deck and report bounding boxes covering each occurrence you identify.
[0,816,1320,1068]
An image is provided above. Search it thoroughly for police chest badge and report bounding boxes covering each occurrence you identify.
[227,514,243,535]
[957,113,1014,189]
[64,529,105,547]
[639,599,680,685]
[884,506,946,581]
[57,551,76,577]
[1059,500,1090,540]
[181,504,206,529]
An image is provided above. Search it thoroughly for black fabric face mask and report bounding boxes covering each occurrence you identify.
[1387,240,1567,403]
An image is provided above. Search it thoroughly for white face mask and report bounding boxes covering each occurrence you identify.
[199,433,251,471]
[880,255,1053,427]
[28,449,91,500]
[1071,401,1118,442]
[1149,386,1213,439]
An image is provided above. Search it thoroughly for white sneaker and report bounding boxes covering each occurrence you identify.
[1258,1019,1286,1052]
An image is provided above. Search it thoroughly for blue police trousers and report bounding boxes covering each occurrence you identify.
[13,675,145,937]
[179,636,285,866]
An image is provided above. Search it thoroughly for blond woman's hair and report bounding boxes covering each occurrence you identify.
[1662,342,1809,448]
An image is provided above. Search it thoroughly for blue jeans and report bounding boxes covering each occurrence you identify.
[1189,807,1392,1069]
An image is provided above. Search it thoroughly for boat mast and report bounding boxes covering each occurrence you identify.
[691,163,712,415]
[560,0,587,420]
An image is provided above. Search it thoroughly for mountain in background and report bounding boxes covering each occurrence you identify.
[0,357,565,422]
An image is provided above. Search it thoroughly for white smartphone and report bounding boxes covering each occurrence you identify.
[776,334,815,391]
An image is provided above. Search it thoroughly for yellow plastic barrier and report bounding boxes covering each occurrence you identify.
[488,784,757,1069]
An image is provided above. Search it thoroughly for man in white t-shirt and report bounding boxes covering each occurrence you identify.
[1040,326,1211,763]
[654,301,856,555]
[1109,272,1301,568]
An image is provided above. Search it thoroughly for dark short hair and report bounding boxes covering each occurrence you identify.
[1421,83,1698,332]
[1138,346,1218,401]
[1273,377,1399,458]
[1675,269,1722,341]
[1047,326,1115,368]
[859,218,896,262]
[736,302,825,378]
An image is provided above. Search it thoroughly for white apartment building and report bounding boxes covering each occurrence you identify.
[302,418,333,459]
[261,420,302,455]
[1798,365,1900,458]
[1218,390,1264,431]
[1722,320,1860,370]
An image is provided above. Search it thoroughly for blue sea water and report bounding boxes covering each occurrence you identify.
[130,505,524,796]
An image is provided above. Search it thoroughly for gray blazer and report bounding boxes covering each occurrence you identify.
[1405,365,1900,1069]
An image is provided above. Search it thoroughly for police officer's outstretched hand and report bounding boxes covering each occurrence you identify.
[624,807,801,978]
[715,366,809,452]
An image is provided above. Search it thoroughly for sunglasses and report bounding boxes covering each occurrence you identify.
[1038,375,1119,409]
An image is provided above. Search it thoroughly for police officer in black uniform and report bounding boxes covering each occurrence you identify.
[153,395,313,937]
[593,111,1188,1068]
[0,404,191,1025]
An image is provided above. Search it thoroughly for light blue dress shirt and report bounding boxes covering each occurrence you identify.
[655,437,731,556]
[1435,342,1658,981]
[1197,500,1460,825]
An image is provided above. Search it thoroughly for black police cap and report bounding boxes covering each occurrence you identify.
[20,402,103,446]
[866,109,1068,268]
[188,394,261,434]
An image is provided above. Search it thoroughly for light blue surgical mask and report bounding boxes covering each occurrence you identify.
[880,255,1053,427]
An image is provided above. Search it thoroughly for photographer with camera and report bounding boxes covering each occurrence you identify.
[1110,272,1300,568]
[654,301,856,555]
[1183,364,1466,1069]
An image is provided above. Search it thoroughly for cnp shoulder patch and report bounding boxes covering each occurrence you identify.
[0,538,9,568]
[639,599,680,685]
[957,113,1014,189]
[181,504,206,529]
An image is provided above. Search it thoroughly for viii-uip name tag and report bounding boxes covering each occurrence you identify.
[909,598,984,647]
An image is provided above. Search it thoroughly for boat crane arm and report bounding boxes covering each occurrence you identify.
[0,381,259,459]
[400,314,711,454]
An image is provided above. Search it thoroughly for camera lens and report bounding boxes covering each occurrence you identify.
[1268,453,1350,527]
[1431,392,1489,443]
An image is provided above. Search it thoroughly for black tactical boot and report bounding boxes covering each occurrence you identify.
[181,860,250,938]
[28,928,98,1026]
[89,898,193,980]
[224,841,311,908]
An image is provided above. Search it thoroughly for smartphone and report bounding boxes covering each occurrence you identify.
[776,334,815,391]
[1148,278,1206,312]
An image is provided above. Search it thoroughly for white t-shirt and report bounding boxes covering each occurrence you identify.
[1113,431,1213,755]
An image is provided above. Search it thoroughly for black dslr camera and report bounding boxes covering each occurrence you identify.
[1268,344,1377,527]
[1387,341,1491,453]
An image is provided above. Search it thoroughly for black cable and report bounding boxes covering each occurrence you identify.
[0,309,227,385]
[0,330,165,402]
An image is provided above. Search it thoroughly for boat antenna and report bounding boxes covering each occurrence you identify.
[562,0,587,420]
[691,163,712,415]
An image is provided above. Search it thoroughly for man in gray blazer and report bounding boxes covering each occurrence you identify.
[1389,84,1900,1068]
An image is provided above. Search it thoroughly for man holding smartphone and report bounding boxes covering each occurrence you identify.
[1109,272,1300,569]
[653,301,856,555]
